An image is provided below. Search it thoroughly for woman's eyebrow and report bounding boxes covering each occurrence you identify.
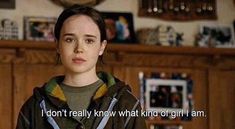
[84,34,97,39]
[63,33,75,37]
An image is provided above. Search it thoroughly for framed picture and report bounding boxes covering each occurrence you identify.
[101,12,136,43]
[145,79,187,113]
[0,19,18,40]
[150,124,183,129]
[0,0,15,9]
[24,16,56,42]
[199,23,235,48]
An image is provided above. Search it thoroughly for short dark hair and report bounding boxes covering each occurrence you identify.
[54,4,107,42]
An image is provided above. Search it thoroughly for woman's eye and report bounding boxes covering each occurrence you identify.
[85,39,95,44]
[64,37,75,43]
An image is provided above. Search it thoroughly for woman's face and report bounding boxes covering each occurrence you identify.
[58,15,106,74]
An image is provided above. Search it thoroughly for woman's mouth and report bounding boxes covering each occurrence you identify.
[72,57,86,64]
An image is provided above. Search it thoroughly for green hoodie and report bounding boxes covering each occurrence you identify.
[16,72,147,129]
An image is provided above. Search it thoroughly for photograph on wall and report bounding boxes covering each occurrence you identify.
[149,124,183,129]
[199,23,235,48]
[145,79,187,113]
[101,12,136,43]
[24,16,56,42]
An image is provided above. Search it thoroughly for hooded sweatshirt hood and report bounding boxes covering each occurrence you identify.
[34,71,131,110]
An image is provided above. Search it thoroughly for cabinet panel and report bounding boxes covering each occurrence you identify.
[209,70,235,129]
[0,64,13,129]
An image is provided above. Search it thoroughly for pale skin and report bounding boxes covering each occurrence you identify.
[57,15,107,87]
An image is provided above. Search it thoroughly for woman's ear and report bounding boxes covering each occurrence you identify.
[99,40,107,55]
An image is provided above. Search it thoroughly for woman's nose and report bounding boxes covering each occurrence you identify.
[74,41,84,53]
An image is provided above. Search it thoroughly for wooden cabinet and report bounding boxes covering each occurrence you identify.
[0,40,235,129]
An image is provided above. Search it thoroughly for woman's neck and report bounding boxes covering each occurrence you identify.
[62,70,99,87]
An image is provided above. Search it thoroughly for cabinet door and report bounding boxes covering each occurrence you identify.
[0,64,13,129]
[209,70,235,129]
[125,67,208,129]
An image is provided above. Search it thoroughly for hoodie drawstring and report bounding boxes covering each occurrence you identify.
[40,100,60,129]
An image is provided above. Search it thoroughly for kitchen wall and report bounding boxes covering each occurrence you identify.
[0,0,234,45]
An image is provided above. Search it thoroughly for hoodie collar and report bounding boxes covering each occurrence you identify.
[44,72,117,102]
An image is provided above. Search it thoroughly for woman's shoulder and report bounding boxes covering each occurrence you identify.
[19,86,46,112]
[119,88,139,105]
[112,82,141,110]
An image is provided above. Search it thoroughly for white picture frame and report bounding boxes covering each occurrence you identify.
[199,23,235,48]
[24,16,56,42]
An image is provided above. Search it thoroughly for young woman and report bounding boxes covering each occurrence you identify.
[16,5,147,129]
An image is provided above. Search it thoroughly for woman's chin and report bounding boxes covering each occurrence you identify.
[66,65,95,75]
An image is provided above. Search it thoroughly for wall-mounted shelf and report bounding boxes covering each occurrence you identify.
[0,40,235,57]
